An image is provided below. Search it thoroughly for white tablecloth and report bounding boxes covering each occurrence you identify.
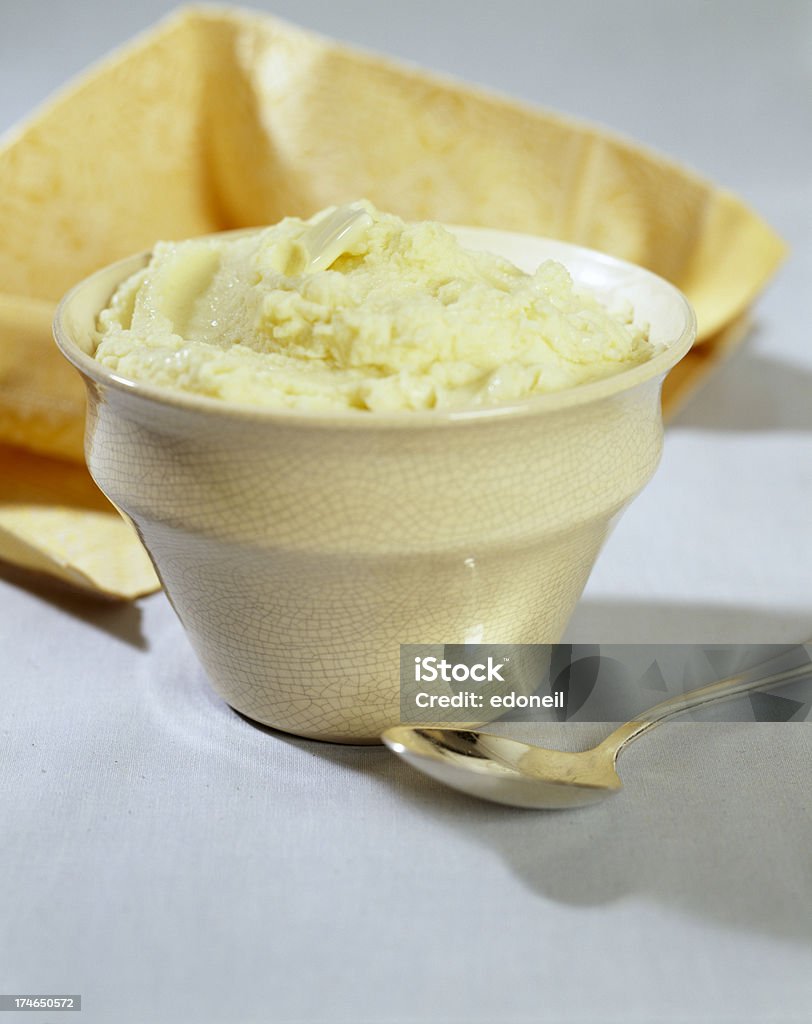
[2,2,811,1021]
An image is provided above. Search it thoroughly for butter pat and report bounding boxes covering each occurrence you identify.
[94,202,657,412]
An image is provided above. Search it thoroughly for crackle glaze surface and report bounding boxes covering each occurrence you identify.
[54,231,695,742]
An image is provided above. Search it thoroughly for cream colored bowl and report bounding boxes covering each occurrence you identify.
[54,229,695,743]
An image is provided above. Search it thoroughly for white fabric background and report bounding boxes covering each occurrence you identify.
[1,2,811,1021]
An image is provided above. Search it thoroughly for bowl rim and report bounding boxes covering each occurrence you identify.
[53,225,697,432]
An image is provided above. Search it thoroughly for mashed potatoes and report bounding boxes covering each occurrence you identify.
[94,201,656,412]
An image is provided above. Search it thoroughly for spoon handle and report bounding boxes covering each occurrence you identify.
[597,650,811,763]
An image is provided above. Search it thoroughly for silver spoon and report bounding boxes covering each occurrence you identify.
[382,658,810,809]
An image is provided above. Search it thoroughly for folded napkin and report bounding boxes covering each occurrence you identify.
[0,4,785,598]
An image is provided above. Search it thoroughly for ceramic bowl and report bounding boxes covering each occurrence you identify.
[54,228,695,742]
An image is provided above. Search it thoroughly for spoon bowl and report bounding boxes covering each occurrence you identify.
[384,727,620,808]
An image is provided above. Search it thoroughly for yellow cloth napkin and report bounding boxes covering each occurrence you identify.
[0,5,786,598]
